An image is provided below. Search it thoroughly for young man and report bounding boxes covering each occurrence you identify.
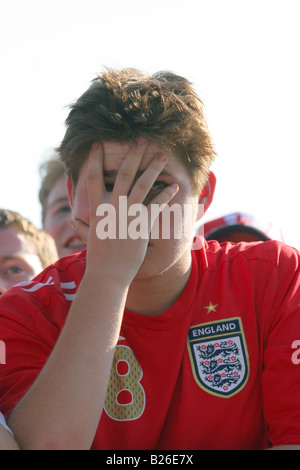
[0,209,58,449]
[39,154,86,258]
[0,209,58,294]
[0,69,300,450]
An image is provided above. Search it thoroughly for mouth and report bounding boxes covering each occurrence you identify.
[64,236,86,250]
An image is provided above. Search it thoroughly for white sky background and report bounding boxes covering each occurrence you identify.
[0,0,299,248]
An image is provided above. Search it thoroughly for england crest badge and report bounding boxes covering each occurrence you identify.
[187,317,249,398]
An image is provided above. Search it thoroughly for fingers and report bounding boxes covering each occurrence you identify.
[128,153,169,204]
[112,139,149,200]
[147,183,179,234]
[85,139,180,238]
[149,183,179,207]
[86,143,105,219]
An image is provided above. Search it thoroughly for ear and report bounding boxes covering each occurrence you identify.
[196,172,216,221]
[66,177,74,208]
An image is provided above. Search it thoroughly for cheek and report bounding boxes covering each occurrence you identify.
[3,280,16,291]
[44,214,71,238]
[43,217,59,238]
[150,200,198,245]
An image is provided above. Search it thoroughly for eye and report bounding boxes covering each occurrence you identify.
[151,181,168,191]
[105,182,114,192]
[49,203,72,219]
[56,205,71,213]
[6,266,25,276]
[143,181,169,205]
[104,180,168,197]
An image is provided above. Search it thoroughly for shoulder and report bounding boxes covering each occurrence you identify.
[198,239,300,272]
[12,249,85,291]
[0,250,86,324]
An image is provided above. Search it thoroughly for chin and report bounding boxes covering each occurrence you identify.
[137,239,191,279]
[133,249,171,281]
[59,245,86,258]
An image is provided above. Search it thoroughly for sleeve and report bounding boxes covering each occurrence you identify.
[0,279,65,418]
[262,243,300,447]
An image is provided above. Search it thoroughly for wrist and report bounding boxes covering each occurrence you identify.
[82,265,132,293]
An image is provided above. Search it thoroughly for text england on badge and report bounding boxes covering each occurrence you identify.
[187,317,249,398]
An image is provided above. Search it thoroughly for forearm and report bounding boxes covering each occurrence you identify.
[8,273,128,450]
[0,424,19,450]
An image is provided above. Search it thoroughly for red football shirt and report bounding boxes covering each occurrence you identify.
[0,240,300,449]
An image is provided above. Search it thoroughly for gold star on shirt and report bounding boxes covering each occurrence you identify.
[204,301,218,314]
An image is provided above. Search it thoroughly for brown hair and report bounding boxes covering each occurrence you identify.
[58,68,217,192]
[0,209,58,269]
[39,152,66,225]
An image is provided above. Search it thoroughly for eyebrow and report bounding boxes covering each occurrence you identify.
[0,255,28,263]
[103,169,173,179]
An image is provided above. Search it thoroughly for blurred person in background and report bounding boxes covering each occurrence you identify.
[39,152,86,259]
[0,209,58,295]
[197,211,284,243]
[0,210,43,448]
